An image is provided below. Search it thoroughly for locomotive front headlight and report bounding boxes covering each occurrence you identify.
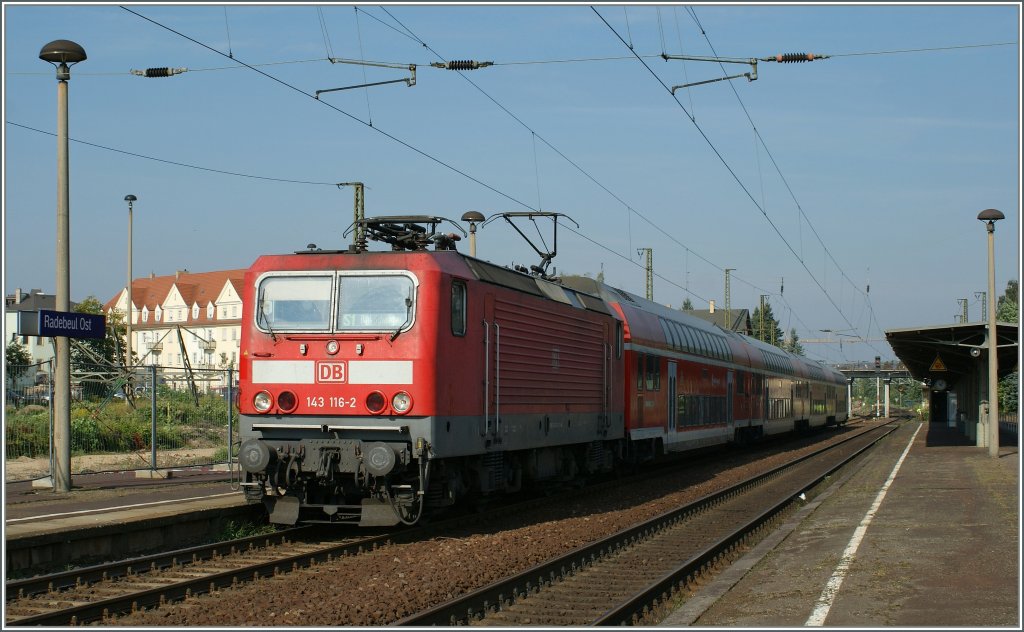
[326,340,339,355]
[392,391,413,414]
[253,390,273,413]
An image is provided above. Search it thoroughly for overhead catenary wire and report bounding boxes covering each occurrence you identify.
[316,6,336,60]
[369,6,778,306]
[592,6,885,356]
[353,5,375,126]
[682,6,884,354]
[6,121,340,186]
[7,40,1014,77]
[369,6,809,324]
[99,6,920,353]
[119,5,537,214]
[108,4,799,320]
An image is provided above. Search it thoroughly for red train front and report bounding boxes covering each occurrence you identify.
[236,217,624,526]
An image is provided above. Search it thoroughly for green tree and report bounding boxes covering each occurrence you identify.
[784,327,805,356]
[5,340,32,388]
[996,279,1018,323]
[681,297,694,311]
[996,280,1018,412]
[751,300,784,348]
[70,296,127,370]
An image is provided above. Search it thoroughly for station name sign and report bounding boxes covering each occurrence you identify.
[37,309,106,339]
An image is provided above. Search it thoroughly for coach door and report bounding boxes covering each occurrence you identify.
[727,370,735,426]
[482,294,499,442]
[667,361,678,432]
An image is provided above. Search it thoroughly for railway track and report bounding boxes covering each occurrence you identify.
[5,422,888,626]
[3,526,396,626]
[397,422,898,626]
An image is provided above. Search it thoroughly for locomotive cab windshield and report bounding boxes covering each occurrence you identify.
[254,271,418,334]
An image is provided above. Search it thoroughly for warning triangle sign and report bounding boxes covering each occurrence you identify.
[930,354,947,372]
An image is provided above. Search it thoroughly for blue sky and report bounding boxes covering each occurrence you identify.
[3,3,1020,365]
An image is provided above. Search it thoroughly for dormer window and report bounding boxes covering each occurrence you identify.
[155,306,162,322]
[142,307,149,323]
[192,305,199,319]
[207,303,214,319]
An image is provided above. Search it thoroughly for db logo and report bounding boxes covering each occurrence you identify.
[316,361,346,383]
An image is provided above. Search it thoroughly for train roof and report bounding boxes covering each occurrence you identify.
[561,275,845,383]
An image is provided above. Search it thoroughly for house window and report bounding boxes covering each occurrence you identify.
[207,303,214,318]
[192,305,199,319]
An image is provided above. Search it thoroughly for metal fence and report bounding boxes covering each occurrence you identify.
[999,411,1018,439]
[4,362,237,482]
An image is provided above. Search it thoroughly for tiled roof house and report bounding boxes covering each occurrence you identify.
[104,269,246,369]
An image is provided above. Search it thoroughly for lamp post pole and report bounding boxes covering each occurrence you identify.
[125,195,137,370]
[978,208,1004,458]
[462,211,485,257]
[39,40,86,493]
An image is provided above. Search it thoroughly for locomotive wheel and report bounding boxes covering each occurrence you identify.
[243,483,265,503]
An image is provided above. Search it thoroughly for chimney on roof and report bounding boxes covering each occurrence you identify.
[176,269,188,280]
[709,300,716,313]
[150,272,155,279]
[15,288,22,304]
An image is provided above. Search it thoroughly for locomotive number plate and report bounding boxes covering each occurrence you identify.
[316,361,347,383]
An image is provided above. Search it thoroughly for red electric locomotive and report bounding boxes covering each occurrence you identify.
[237,216,624,526]
[236,214,847,526]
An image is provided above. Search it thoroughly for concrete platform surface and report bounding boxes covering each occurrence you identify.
[4,468,257,573]
[661,420,1020,628]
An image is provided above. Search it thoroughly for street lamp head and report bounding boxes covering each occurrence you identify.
[977,208,1005,223]
[461,211,485,224]
[39,40,86,80]
[125,194,137,203]
[978,208,1004,234]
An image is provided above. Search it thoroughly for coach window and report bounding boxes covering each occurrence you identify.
[681,325,695,353]
[646,354,660,391]
[616,322,623,358]
[451,281,467,336]
[660,319,677,350]
[637,354,645,391]
[672,322,686,351]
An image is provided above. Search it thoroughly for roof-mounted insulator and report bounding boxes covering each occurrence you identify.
[130,67,188,78]
[762,53,829,63]
[430,60,494,71]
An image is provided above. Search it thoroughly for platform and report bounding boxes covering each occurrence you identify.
[4,469,256,574]
[661,420,1020,627]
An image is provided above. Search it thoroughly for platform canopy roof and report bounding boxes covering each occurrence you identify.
[885,322,1018,387]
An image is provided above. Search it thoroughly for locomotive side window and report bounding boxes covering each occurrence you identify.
[451,281,467,336]
[616,322,623,358]
[255,275,333,331]
[337,275,415,331]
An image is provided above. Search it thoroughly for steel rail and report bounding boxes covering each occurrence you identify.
[396,422,897,626]
[5,528,397,626]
